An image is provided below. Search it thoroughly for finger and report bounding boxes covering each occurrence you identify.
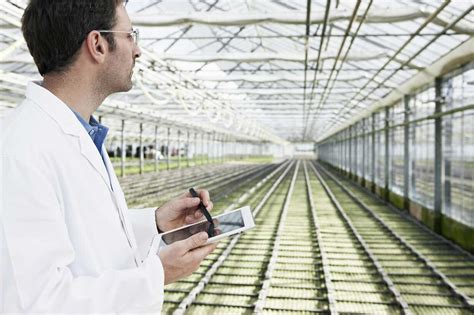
[184,189,213,210]
[172,196,201,212]
[184,232,208,251]
[185,215,195,224]
[197,189,211,208]
[190,242,218,260]
[185,213,203,224]
[183,190,193,198]
[183,188,203,199]
[206,201,213,211]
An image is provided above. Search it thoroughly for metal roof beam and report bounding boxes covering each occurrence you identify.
[152,51,388,63]
[130,8,474,33]
[318,37,474,142]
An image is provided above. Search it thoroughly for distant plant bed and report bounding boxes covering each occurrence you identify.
[112,155,274,176]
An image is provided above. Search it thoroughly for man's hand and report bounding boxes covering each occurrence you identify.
[159,232,218,284]
[155,189,213,233]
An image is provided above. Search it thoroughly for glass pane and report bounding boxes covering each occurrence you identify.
[443,63,474,228]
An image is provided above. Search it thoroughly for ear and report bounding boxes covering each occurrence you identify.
[84,31,107,64]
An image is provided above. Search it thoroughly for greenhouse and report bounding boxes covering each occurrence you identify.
[0,0,473,314]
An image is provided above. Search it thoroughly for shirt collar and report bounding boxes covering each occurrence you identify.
[73,111,93,133]
[72,111,109,154]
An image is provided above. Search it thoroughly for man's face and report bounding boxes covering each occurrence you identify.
[104,4,141,93]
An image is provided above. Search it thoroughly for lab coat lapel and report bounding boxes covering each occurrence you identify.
[102,149,141,265]
[77,135,112,191]
[26,81,112,191]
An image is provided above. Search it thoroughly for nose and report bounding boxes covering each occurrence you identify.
[134,44,141,59]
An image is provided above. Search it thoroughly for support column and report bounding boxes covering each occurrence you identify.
[384,107,390,201]
[219,134,222,163]
[139,123,144,175]
[167,127,171,170]
[177,130,181,169]
[362,119,366,186]
[345,129,349,174]
[341,133,345,173]
[235,141,239,160]
[355,124,358,181]
[187,131,190,168]
[201,132,205,165]
[403,95,410,210]
[434,77,443,233]
[371,113,376,193]
[221,136,225,163]
[207,133,211,164]
[121,119,125,177]
[214,135,217,163]
[337,135,341,170]
[154,125,159,172]
[213,132,217,163]
[218,135,222,163]
[348,126,352,179]
[234,140,237,160]
[222,136,227,163]
[444,80,453,218]
[410,107,417,203]
[342,132,345,173]
[194,132,198,166]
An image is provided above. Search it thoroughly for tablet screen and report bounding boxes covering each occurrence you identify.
[161,210,245,245]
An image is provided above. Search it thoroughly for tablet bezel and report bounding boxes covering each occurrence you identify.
[160,206,254,245]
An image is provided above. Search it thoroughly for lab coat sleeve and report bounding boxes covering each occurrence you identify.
[1,156,165,313]
[127,207,161,259]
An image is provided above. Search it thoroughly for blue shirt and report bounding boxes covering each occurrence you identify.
[72,112,109,154]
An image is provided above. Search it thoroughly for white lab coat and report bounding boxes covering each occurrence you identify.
[0,82,164,313]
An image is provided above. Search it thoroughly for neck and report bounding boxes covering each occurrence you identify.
[42,71,108,122]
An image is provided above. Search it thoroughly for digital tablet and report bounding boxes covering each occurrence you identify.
[160,206,255,245]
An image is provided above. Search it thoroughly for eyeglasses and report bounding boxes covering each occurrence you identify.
[96,28,139,45]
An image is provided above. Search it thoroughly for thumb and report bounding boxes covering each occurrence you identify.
[184,232,208,251]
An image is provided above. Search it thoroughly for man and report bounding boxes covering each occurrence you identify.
[0,0,217,312]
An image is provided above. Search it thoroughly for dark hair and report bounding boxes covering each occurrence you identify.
[21,0,123,76]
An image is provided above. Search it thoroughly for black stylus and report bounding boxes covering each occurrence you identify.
[189,187,215,237]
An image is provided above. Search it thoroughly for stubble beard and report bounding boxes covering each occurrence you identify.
[123,61,135,92]
[113,62,134,93]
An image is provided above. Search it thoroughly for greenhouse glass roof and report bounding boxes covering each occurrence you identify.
[0,0,473,143]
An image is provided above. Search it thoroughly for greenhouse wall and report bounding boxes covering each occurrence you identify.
[318,62,474,253]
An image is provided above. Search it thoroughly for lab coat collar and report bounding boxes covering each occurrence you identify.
[25,81,112,191]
